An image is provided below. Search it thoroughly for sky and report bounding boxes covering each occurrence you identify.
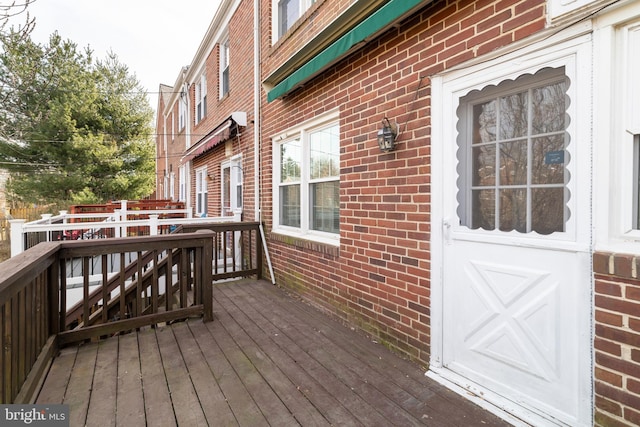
[14,0,221,111]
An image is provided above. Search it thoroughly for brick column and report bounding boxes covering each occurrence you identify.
[593,251,640,426]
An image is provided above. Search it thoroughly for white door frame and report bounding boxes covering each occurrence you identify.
[429,28,593,426]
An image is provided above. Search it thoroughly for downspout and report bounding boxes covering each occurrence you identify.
[253,0,260,222]
[254,0,275,284]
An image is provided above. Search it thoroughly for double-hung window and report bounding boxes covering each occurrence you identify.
[274,113,340,243]
[195,73,207,124]
[220,38,230,98]
[178,96,186,131]
[273,0,314,41]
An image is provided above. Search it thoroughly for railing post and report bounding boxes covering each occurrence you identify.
[9,219,25,257]
[149,215,159,236]
[41,214,52,242]
[114,209,123,238]
[197,230,214,322]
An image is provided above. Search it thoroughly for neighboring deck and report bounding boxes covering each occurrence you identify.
[36,279,510,426]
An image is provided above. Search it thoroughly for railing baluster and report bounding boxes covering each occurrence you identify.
[83,257,90,328]
[180,248,187,308]
[3,302,11,403]
[59,257,66,333]
[166,250,173,313]
[102,254,109,324]
[152,250,159,317]
[1,304,5,403]
[136,251,143,317]
[11,295,18,399]
[119,253,126,321]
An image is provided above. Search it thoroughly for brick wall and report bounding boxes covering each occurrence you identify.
[593,251,640,426]
[187,0,258,220]
[261,0,546,364]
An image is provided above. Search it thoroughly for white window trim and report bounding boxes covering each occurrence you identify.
[594,7,640,253]
[163,175,169,199]
[220,36,230,99]
[195,167,208,217]
[271,0,314,44]
[221,155,243,216]
[178,96,187,131]
[179,165,188,203]
[169,172,175,201]
[171,112,175,141]
[195,73,207,124]
[272,110,340,246]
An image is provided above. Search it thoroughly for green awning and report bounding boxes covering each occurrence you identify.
[267,0,425,102]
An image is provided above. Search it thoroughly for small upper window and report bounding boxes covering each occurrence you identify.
[178,96,186,131]
[170,112,175,141]
[274,0,314,41]
[220,38,230,98]
[196,73,207,124]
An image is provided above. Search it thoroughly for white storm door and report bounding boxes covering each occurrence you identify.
[435,60,591,427]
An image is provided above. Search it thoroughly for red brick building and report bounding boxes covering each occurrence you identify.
[156,0,640,425]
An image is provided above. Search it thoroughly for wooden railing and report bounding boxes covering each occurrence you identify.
[55,231,214,346]
[178,221,263,282]
[0,221,264,404]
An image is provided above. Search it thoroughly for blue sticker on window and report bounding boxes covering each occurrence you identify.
[545,150,564,165]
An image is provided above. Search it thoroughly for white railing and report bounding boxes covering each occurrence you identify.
[9,201,241,257]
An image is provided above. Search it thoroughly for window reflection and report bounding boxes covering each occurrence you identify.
[464,69,568,234]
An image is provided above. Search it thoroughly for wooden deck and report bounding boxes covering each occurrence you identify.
[35,279,510,426]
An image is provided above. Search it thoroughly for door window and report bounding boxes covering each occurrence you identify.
[458,68,569,235]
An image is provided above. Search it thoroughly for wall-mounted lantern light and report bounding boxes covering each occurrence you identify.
[377,117,398,152]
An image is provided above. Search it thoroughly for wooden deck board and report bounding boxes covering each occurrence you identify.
[35,346,77,404]
[186,320,267,427]
[64,343,97,427]
[212,286,331,426]
[154,325,208,426]
[203,306,299,426]
[36,279,512,427]
[214,282,365,426]
[171,322,237,426]
[218,281,422,426]
[216,282,398,426]
[85,338,118,427]
[116,333,145,427]
[225,283,433,422]
[137,328,177,427]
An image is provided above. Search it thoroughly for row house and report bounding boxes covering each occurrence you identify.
[156,0,640,425]
[156,0,257,221]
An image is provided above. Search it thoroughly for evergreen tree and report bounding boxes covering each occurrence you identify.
[0,29,155,205]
